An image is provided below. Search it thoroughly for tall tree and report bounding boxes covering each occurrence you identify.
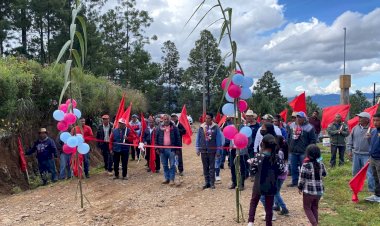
[0,0,12,55]
[160,40,181,113]
[350,90,371,118]
[11,0,32,55]
[306,96,321,116]
[184,30,225,116]
[250,71,287,115]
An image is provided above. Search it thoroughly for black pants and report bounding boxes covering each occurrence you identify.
[249,194,274,226]
[101,146,112,172]
[113,151,129,177]
[130,146,140,160]
[145,147,161,171]
[229,149,248,187]
[330,145,345,167]
[201,152,216,186]
[177,148,184,173]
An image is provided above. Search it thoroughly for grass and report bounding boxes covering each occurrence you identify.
[318,145,380,226]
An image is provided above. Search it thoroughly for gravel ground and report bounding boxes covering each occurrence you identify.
[0,132,311,226]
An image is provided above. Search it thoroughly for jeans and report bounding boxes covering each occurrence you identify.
[290,153,305,185]
[160,149,176,181]
[352,153,374,192]
[201,152,216,185]
[330,145,345,166]
[83,153,90,176]
[249,194,274,226]
[101,146,112,172]
[303,193,321,226]
[215,155,222,177]
[39,159,57,184]
[113,151,129,177]
[59,152,72,179]
[370,157,380,196]
[229,149,248,187]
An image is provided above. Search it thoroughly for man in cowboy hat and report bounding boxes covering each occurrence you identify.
[26,128,58,185]
[97,114,113,175]
[109,118,130,180]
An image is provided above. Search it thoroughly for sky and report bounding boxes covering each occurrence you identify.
[109,0,380,97]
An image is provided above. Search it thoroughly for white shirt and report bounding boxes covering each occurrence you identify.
[103,124,110,142]
[253,125,283,152]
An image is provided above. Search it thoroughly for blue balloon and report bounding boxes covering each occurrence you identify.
[76,134,84,145]
[240,126,252,138]
[53,110,65,121]
[225,93,234,102]
[222,103,235,116]
[240,88,252,100]
[60,132,71,143]
[67,136,79,148]
[232,74,245,86]
[78,143,90,154]
[242,76,254,88]
[73,108,82,118]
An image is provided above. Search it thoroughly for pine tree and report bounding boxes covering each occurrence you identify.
[350,90,371,118]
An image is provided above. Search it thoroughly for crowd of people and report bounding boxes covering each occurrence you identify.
[25,109,380,226]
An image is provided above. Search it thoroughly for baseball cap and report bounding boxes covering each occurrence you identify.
[356,112,371,119]
[296,111,307,118]
[118,118,126,124]
[291,111,298,117]
[132,114,138,118]
[101,114,110,119]
[262,114,274,120]
[38,128,47,133]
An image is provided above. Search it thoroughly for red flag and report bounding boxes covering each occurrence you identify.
[279,109,288,123]
[17,137,27,172]
[113,93,126,127]
[179,105,193,145]
[289,92,307,113]
[149,128,156,173]
[120,102,132,124]
[349,161,369,202]
[218,115,227,128]
[257,116,261,123]
[140,113,147,142]
[321,104,350,129]
[348,104,379,131]
[215,112,221,123]
[71,153,83,178]
[200,112,206,123]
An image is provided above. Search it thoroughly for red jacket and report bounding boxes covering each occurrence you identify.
[71,125,94,143]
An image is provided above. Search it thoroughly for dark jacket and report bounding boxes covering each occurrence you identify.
[143,127,156,145]
[369,128,380,160]
[247,123,261,155]
[249,152,285,195]
[308,117,321,135]
[327,122,349,146]
[196,122,222,155]
[26,137,58,162]
[155,122,180,152]
[174,121,186,146]
[110,128,130,152]
[96,123,113,149]
[288,122,317,154]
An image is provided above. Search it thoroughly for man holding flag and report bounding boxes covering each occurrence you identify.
[143,119,160,173]
[366,113,380,202]
[129,114,142,161]
[109,118,130,180]
[347,112,375,193]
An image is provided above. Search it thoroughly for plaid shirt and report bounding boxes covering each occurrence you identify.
[298,162,327,196]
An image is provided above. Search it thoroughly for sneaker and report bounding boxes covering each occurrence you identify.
[162,180,170,184]
[287,183,297,187]
[373,196,380,203]
[229,184,236,189]
[169,180,175,186]
[107,172,113,176]
[113,176,119,180]
[215,176,221,181]
[273,206,280,211]
[202,184,211,189]
[210,185,216,189]
[279,208,289,215]
[122,176,128,180]
[365,195,377,202]
[179,172,184,176]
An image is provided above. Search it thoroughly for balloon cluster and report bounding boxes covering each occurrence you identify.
[221,72,254,149]
[53,99,90,155]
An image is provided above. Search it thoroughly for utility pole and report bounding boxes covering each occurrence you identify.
[340,27,351,110]
[374,82,377,106]
[202,47,206,116]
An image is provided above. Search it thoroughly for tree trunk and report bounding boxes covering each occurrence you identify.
[47,6,51,63]
[39,16,45,63]
[21,7,27,55]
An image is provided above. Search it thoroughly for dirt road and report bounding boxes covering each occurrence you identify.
[0,133,310,226]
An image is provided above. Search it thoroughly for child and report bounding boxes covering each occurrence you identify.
[247,134,285,226]
[298,144,327,226]
[273,135,289,215]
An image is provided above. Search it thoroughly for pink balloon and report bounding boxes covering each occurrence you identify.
[57,121,69,131]
[238,100,248,112]
[58,104,68,113]
[228,84,242,98]
[233,133,248,149]
[235,70,243,75]
[63,144,76,154]
[221,78,235,90]
[66,99,77,108]
[223,125,238,140]
[64,113,77,125]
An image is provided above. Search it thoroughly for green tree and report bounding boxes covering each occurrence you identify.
[184,29,226,116]
[306,96,321,116]
[0,0,12,55]
[250,71,287,115]
[350,90,371,118]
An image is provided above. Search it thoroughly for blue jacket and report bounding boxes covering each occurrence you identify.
[26,137,57,162]
[369,129,380,160]
[112,128,130,152]
[155,122,181,152]
[196,122,222,155]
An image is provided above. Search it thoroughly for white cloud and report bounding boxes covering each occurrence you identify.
[362,63,380,72]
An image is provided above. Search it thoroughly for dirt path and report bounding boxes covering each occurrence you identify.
[0,133,310,226]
